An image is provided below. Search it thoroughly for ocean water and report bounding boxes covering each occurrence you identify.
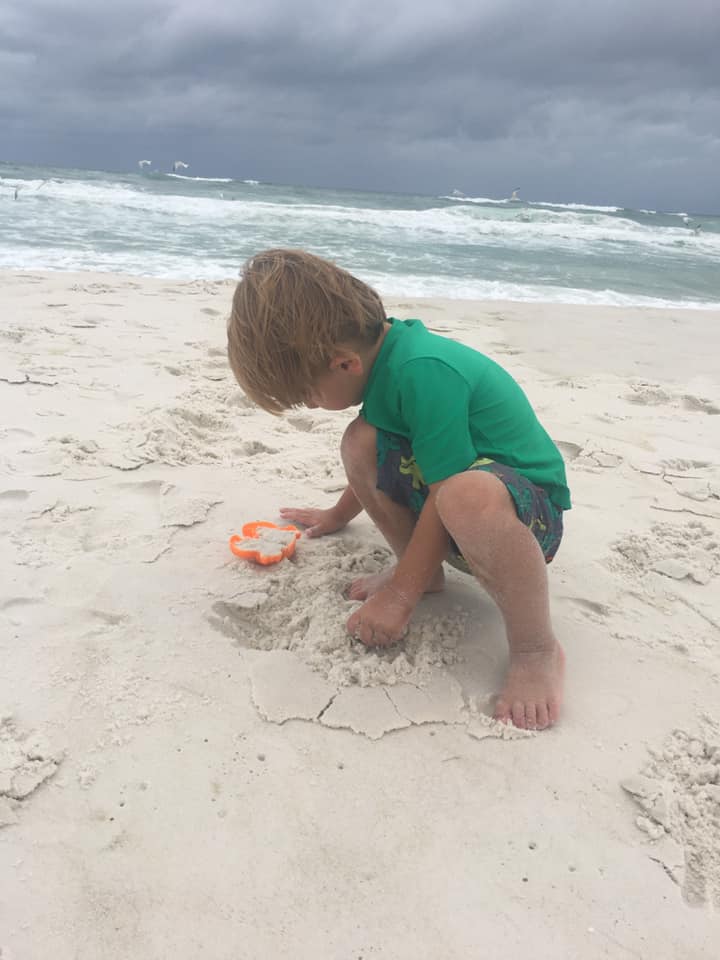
[1,161,718,308]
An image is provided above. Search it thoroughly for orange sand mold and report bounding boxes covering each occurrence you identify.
[229,521,301,565]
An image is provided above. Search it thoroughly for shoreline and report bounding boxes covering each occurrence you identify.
[2,269,719,956]
[3,264,719,313]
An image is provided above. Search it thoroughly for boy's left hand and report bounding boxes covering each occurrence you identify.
[346,586,414,647]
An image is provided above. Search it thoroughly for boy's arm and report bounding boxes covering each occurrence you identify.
[390,484,448,603]
[331,484,364,524]
[280,484,363,538]
[347,482,449,645]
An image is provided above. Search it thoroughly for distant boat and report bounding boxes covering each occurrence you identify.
[137,159,152,169]
[173,160,189,172]
[510,188,521,201]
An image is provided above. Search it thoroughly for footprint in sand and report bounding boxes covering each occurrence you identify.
[3,444,65,478]
[626,383,674,406]
[286,414,315,432]
[0,489,30,504]
[627,384,720,416]
[2,594,128,634]
[283,414,337,435]
[682,395,720,415]
[565,596,611,624]
[0,596,44,624]
[235,440,278,457]
[2,428,34,441]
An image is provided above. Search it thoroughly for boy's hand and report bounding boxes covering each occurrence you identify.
[279,506,347,538]
[346,585,415,647]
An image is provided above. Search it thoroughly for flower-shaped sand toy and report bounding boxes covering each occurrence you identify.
[229,521,301,566]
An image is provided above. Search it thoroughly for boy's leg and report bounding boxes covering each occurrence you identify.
[435,471,564,730]
[341,417,444,599]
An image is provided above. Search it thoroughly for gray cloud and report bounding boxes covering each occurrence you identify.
[2,0,719,209]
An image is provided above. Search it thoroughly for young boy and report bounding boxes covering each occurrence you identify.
[227,249,571,730]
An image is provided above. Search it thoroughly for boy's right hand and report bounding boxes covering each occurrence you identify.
[278,506,347,539]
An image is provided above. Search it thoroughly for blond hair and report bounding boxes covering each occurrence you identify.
[227,249,385,413]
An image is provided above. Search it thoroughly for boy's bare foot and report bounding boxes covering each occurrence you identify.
[347,565,445,601]
[494,641,565,731]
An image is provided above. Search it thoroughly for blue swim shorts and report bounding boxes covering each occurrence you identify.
[375,429,564,571]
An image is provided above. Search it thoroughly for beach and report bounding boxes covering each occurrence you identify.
[1,269,719,957]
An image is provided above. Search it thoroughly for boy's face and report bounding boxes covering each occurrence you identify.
[305,353,365,411]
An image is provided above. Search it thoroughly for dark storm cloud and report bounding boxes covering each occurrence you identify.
[2,0,719,208]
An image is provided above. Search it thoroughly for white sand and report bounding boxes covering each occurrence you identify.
[1,270,719,957]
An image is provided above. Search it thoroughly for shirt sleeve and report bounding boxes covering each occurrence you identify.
[398,358,477,484]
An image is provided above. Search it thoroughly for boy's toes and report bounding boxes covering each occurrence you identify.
[547,697,561,727]
[345,581,367,601]
[494,697,553,730]
[495,643,564,731]
[523,702,538,730]
[535,701,550,730]
[494,696,510,725]
[511,701,528,729]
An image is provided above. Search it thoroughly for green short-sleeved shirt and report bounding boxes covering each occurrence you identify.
[360,318,571,510]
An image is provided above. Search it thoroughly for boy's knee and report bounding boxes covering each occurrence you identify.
[436,471,510,526]
[340,416,376,470]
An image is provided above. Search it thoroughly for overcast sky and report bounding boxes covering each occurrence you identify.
[2,0,719,210]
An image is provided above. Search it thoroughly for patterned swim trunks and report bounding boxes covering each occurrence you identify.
[375,429,564,571]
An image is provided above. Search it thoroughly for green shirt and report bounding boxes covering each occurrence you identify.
[361,318,571,510]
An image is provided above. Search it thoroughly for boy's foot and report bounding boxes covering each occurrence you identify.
[347,566,445,601]
[494,641,565,730]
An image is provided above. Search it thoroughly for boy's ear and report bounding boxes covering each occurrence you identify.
[330,352,363,375]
